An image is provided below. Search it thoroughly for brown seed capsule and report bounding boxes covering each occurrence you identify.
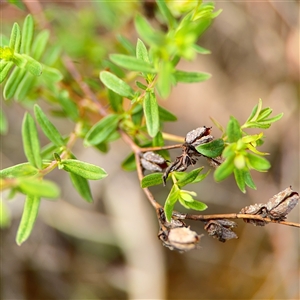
[240,203,268,226]
[140,151,167,172]
[160,227,201,252]
[185,126,211,144]
[204,219,238,242]
[266,187,299,220]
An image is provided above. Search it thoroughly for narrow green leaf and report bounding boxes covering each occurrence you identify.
[233,168,246,193]
[22,54,42,76]
[141,173,163,188]
[158,105,177,122]
[18,178,60,199]
[136,38,150,62]
[57,91,79,122]
[247,153,271,171]
[61,159,107,180]
[0,200,11,228]
[42,66,63,82]
[214,155,235,181]
[0,109,8,135]
[144,92,160,137]
[9,22,21,52]
[15,72,36,101]
[110,54,156,73]
[117,35,136,55]
[84,114,120,146]
[261,113,283,124]
[177,167,204,188]
[16,195,40,245]
[244,170,256,189]
[226,116,242,143]
[22,112,42,169]
[192,44,211,54]
[69,172,93,203]
[164,201,175,223]
[181,199,207,211]
[100,71,134,99]
[164,184,180,221]
[0,61,14,83]
[174,70,211,83]
[3,67,26,99]
[21,15,34,54]
[134,14,165,46]
[34,105,65,147]
[196,139,225,158]
[121,152,136,171]
[248,98,263,123]
[156,0,176,28]
[31,30,50,60]
[256,108,272,121]
[0,163,38,178]
[107,89,123,113]
[156,61,173,99]
[136,81,147,90]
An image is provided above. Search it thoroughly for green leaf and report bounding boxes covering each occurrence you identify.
[226,116,242,143]
[9,22,21,52]
[84,114,120,146]
[164,184,180,221]
[134,14,165,46]
[18,178,60,199]
[42,66,63,83]
[107,88,123,113]
[57,91,79,121]
[3,67,26,99]
[247,153,271,171]
[16,195,40,245]
[157,0,176,28]
[158,105,177,122]
[100,71,134,99]
[144,92,160,137]
[14,72,36,101]
[181,199,207,211]
[7,0,25,10]
[233,168,246,193]
[0,199,11,228]
[121,152,136,171]
[117,34,136,55]
[192,44,211,55]
[21,54,42,76]
[21,15,34,54]
[136,38,150,62]
[244,170,256,189]
[22,112,42,169]
[34,105,65,147]
[214,154,235,181]
[246,99,262,123]
[31,30,50,60]
[136,81,147,90]
[0,61,14,83]
[69,172,93,203]
[196,139,225,158]
[156,61,173,99]
[174,70,211,83]
[177,167,204,188]
[110,54,156,73]
[0,163,38,178]
[141,173,163,188]
[0,109,8,135]
[61,159,107,180]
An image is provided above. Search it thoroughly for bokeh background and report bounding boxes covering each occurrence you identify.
[1,1,299,299]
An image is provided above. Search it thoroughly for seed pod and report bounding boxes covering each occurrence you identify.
[160,227,201,251]
[204,219,238,242]
[266,187,299,220]
[140,151,167,172]
[240,203,268,226]
[191,135,214,147]
[185,126,211,144]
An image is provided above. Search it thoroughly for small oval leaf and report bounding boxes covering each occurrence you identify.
[144,92,160,138]
[141,173,163,188]
[62,159,107,180]
[69,172,93,203]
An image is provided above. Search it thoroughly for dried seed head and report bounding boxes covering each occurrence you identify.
[204,219,238,242]
[160,227,201,252]
[191,135,214,147]
[240,203,268,226]
[185,126,211,144]
[140,151,167,172]
[266,187,299,220]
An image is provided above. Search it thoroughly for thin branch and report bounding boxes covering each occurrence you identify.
[177,212,300,228]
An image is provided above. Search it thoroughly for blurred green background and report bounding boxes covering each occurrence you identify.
[1,1,299,299]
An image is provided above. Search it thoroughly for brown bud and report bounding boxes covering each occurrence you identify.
[266,186,299,220]
[204,219,238,242]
